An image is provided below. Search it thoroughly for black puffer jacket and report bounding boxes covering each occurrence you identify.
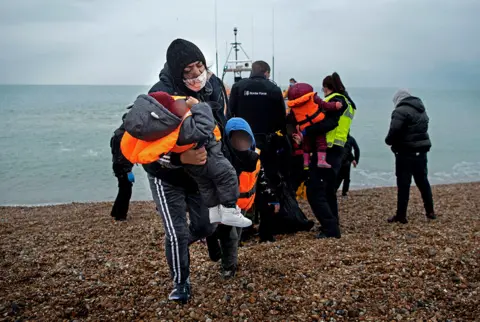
[385,96,431,153]
[143,65,228,191]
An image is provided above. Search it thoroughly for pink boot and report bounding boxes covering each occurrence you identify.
[317,152,331,168]
[303,153,310,169]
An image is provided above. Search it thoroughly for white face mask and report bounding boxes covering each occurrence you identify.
[184,70,208,92]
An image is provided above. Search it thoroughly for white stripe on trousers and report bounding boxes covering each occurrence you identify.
[154,178,181,284]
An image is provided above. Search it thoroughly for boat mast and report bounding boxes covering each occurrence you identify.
[222,27,252,83]
[272,6,275,82]
[214,0,219,76]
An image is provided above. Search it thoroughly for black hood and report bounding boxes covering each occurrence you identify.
[397,96,426,113]
[166,39,206,84]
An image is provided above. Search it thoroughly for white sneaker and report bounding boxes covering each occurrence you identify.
[209,206,222,224]
[219,205,252,228]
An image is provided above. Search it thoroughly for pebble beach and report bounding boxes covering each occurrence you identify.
[1,183,479,321]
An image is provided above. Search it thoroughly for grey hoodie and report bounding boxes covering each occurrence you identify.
[124,94,216,146]
[392,89,411,107]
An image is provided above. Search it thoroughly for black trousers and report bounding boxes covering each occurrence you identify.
[336,163,351,195]
[306,146,343,238]
[395,152,434,219]
[206,225,242,270]
[111,174,133,219]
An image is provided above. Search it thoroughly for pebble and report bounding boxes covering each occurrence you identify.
[452,276,461,283]
[240,304,248,310]
[335,309,346,316]
[246,283,255,291]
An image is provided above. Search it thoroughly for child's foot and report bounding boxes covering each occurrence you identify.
[303,153,310,170]
[219,205,252,228]
[317,152,331,168]
[209,206,221,224]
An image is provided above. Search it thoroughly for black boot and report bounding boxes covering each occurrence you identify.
[222,265,237,279]
[259,235,276,243]
[426,212,437,220]
[301,220,315,232]
[206,235,222,262]
[387,216,408,224]
[316,232,341,239]
[168,279,191,304]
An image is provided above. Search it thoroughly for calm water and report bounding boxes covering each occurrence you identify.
[1,85,479,205]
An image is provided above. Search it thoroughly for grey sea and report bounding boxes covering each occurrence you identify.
[1,85,479,206]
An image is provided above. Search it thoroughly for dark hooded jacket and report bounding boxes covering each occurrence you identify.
[342,135,360,166]
[110,113,133,176]
[144,66,228,191]
[385,95,432,153]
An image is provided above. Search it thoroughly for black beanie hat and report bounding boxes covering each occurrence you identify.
[166,39,206,84]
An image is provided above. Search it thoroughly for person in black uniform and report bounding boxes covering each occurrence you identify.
[110,113,134,221]
[227,60,287,187]
[227,60,286,138]
[385,89,436,224]
[337,134,360,197]
[227,60,288,239]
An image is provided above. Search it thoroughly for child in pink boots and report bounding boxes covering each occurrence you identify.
[287,83,342,169]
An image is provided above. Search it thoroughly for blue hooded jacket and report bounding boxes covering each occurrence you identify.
[225,117,256,151]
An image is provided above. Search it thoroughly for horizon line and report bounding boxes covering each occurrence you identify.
[1,84,476,90]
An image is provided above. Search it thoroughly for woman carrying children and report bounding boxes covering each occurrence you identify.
[126,39,229,303]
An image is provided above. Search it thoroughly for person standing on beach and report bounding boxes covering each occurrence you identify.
[336,134,360,197]
[137,39,228,303]
[227,61,289,241]
[205,117,260,278]
[110,113,134,221]
[227,61,286,190]
[385,89,436,223]
[304,72,356,239]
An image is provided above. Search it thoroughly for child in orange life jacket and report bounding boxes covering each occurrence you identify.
[147,91,252,228]
[287,83,342,169]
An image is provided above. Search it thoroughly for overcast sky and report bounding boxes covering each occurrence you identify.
[0,0,479,88]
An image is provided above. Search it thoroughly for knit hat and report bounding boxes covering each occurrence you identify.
[166,39,206,84]
[149,91,175,112]
[287,83,314,101]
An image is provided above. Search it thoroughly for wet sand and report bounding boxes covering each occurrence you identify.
[1,183,479,321]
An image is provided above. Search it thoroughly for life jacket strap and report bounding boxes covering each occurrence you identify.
[297,108,322,127]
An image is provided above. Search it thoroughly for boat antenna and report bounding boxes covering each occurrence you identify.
[222,27,252,83]
[271,6,275,82]
[214,0,219,76]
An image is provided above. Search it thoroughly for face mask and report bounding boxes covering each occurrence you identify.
[184,70,207,92]
[289,82,295,87]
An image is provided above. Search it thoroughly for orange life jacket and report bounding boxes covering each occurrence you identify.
[120,111,222,164]
[287,92,325,131]
[237,149,261,211]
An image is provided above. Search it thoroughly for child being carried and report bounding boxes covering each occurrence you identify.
[287,83,342,169]
[121,91,252,228]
